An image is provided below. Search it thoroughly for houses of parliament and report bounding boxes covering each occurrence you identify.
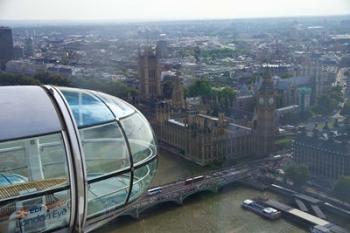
[137,47,278,166]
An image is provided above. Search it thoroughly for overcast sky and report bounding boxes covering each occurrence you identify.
[1,0,350,21]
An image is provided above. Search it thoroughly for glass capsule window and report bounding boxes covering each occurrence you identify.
[58,87,157,219]
[60,89,115,127]
[0,86,158,232]
[129,159,157,202]
[121,113,157,165]
[0,133,71,233]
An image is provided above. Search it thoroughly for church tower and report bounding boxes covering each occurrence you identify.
[138,46,161,100]
[171,76,185,110]
[253,74,277,156]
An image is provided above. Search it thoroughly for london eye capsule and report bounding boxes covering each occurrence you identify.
[0,86,158,232]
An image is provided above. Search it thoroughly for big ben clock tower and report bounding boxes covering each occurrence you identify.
[253,74,277,156]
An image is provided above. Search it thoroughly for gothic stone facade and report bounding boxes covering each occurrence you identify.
[138,47,161,100]
[153,111,254,166]
[150,75,276,166]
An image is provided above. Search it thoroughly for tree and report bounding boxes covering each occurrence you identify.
[333,176,350,203]
[210,87,237,115]
[73,77,137,98]
[187,79,212,97]
[344,117,350,137]
[34,72,72,86]
[340,55,350,68]
[312,95,338,115]
[281,73,293,79]
[162,79,174,99]
[328,85,343,103]
[200,48,236,60]
[285,165,309,187]
[0,72,136,99]
[312,86,344,115]
[342,100,350,116]
[0,72,71,86]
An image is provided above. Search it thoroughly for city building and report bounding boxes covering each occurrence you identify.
[296,64,337,102]
[24,37,34,57]
[297,87,312,112]
[170,75,186,110]
[152,104,254,166]
[156,39,168,59]
[267,64,335,110]
[253,75,278,156]
[5,60,48,75]
[5,60,73,77]
[138,47,162,100]
[146,72,277,166]
[274,76,311,107]
[0,27,14,70]
[294,129,350,181]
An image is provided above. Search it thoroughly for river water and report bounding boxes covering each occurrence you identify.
[96,151,307,233]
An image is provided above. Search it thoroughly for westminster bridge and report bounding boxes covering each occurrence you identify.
[87,155,288,231]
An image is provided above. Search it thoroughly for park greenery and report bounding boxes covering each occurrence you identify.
[200,48,237,60]
[210,87,237,116]
[275,137,293,146]
[274,137,293,151]
[0,72,70,86]
[345,70,349,77]
[0,72,137,98]
[342,99,350,116]
[162,79,175,99]
[72,76,137,98]
[187,79,213,97]
[312,85,343,115]
[186,79,237,116]
[280,73,293,79]
[280,109,312,124]
[333,176,350,203]
[285,165,309,187]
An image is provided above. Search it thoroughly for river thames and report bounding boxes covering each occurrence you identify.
[96,151,307,233]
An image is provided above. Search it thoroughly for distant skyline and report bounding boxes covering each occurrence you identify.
[0,0,350,21]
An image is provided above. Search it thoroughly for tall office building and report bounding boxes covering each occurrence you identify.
[0,27,14,71]
[24,37,34,57]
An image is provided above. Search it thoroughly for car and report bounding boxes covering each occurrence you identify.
[185,176,205,185]
[148,187,162,196]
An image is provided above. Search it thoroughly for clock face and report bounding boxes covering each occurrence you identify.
[259,97,264,105]
[268,97,274,105]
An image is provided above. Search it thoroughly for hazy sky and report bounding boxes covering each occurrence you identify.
[1,0,350,21]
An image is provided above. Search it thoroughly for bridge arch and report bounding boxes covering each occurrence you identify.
[122,199,183,219]
[182,185,219,202]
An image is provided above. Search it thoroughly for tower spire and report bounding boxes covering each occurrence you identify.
[253,71,277,157]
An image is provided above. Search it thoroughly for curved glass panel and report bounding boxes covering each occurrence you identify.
[129,160,157,202]
[121,113,157,165]
[56,87,158,219]
[0,133,71,233]
[79,122,130,176]
[59,88,115,128]
[87,173,130,217]
[94,92,135,119]
[79,121,131,218]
